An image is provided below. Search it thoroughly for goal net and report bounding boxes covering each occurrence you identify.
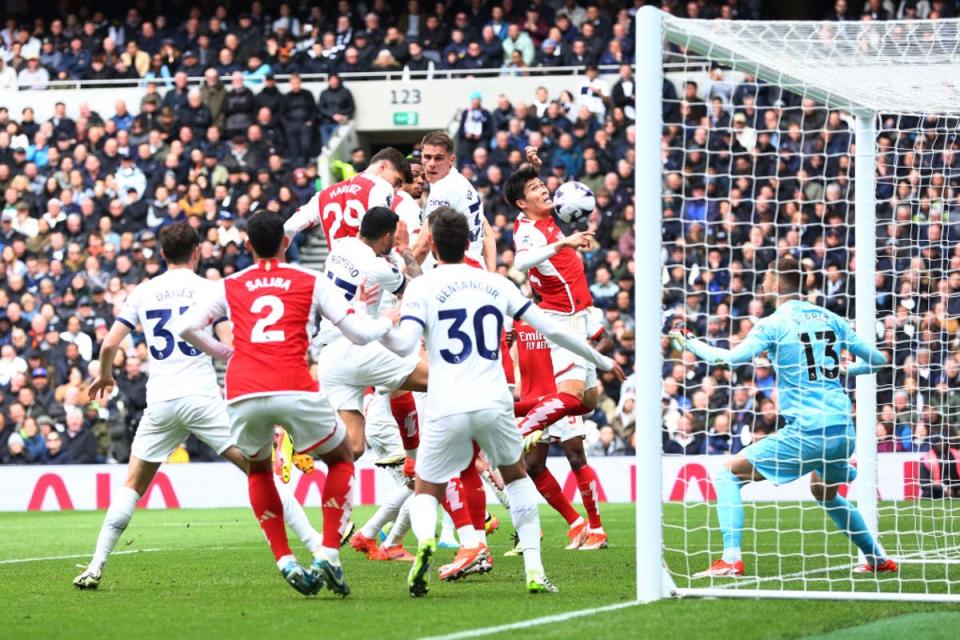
[634,7,960,602]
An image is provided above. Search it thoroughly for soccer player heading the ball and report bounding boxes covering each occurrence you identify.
[670,255,898,578]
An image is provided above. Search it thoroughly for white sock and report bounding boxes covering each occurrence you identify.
[276,553,297,570]
[410,493,440,544]
[439,509,457,541]
[360,484,412,539]
[384,496,413,547]
[505,477,543,575]
[90,486,140,571]
[276,480,322,555]
[317,545,340,567]
[475,527,487,546]
[722,547,742,563]
[457,525,480,548]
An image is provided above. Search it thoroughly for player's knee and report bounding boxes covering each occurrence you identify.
[526,459,546,478]
[565,446,587,470]
[351,441,366,460]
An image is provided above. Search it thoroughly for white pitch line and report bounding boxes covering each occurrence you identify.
[418,601,639,640]
[0,548,162,564]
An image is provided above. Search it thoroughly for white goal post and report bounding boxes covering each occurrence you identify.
[634,6,960,603]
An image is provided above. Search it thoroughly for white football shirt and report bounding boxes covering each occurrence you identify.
[424,168,485,265]
[317,236,405,344]
[116,269,223,404]
[399,263,530,418]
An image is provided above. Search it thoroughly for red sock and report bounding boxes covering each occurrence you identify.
[248,470,292,561]
[574,401,593,415]
[321,460,355,548]
[390,392,419,451]
[518,392,581,436]
[574,465,602,529]
[442,478,472,529]
[533,470,581,525]
[460,456,486,531]
[513,396,539,417]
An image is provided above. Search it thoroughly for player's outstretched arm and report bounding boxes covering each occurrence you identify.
[670,325,765,366]
[520,303,624,379]
[843,339,888,377]
[379,318,424,357]
[88,322,132,400]
[482,217,497,271]
[175,285,234,361]
[513,231,594,273]
[282,196,319,239]
[335,313,393,344]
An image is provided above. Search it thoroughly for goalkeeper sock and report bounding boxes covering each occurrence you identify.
[90,485,140,571]
[820,495,885,563]
[715,468,745,563]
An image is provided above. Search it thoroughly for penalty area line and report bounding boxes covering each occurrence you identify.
[418,601,640,640]
[0,548,163,564]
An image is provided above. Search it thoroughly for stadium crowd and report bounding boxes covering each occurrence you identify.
[2,0,957,467]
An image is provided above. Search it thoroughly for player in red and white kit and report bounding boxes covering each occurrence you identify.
[512,305,609,551]
[177,212,394,598]
[380,209,623,597]
[283,147,409,249]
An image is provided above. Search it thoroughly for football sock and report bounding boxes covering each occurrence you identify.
[533,470,581,525]
[248,470,293,562]
[518,392,582,436]
[461,463,487,539]
[276,480,322,554]
[89,485,140,571]
[441,478,472,529]
[384,495,413,547]
[820,495,885,563]
[390,392,419,454]
[321,460,354,557]
[573,465,603,529]
[513,397,538,417]
[439,509,457,543]
[360,483,412,540]
[715,468,745,563]
[506,476,544,574]
[410,493,439,543]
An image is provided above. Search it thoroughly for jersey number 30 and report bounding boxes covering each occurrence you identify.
[251,295,285,343]
[438,305,503,364]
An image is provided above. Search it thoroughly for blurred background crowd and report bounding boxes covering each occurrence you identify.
[2,0,959,465]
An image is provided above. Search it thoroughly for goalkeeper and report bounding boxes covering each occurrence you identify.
[670,255,897,577]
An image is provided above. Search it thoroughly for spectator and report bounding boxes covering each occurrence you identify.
[589,425,626,456]
[503,24,535,67]
[18,54,50,90]
[42,431,72,464]
[63,407,97,463]
[317,74,355,147]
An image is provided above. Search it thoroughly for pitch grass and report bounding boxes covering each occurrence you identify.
[1,503,958,639]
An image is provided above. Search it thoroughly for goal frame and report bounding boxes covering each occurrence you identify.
[633,5,888,602]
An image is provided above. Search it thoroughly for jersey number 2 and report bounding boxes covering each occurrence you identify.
[799,330,839,381]
[251,295,285,343]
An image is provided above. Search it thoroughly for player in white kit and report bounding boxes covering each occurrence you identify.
[380,208,624,596]
[414,131,497,271]
[73,223,324,591]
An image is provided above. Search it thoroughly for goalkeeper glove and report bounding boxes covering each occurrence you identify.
[668,322,695,351]
[523,430,544,453]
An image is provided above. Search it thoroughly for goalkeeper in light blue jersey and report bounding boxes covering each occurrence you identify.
[669,255,898,578]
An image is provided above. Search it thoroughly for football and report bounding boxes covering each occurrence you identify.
[553,181,597,224]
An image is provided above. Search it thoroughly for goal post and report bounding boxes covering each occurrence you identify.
[635,6,960,603]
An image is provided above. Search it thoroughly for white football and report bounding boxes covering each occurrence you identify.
[553,181,596,224]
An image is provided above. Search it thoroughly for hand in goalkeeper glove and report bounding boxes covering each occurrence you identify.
[667,322,695,352]
[523,430,544,453]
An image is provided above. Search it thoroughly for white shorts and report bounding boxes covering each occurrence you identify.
[131,395,233,463]
[542,415,587,443]
[228,392,344,461]
[416,406,522,484]
[363,390,403,460]
[318,339,419,412]
[544,309,598,388]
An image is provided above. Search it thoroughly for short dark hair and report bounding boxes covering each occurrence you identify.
[429,207,469,263]
[158,222,199,265]
[369,147,409,176]
[503,166,540,209]
[420,131,454,152]
[360,206,399,240]
[245,211,285,258]
[773,255,803,294]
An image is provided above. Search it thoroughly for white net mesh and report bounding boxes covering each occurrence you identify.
[657,15,960,599]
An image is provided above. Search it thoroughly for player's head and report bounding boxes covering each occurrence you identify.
[367,147,409,191]
[428,207,469,263]
[420,131,456,184]
[245,211,289,260]
[359,206,399,256]
[504,166,552,218]
[403,156,425,199]
[158,222,199,267]
[765,255,804,300]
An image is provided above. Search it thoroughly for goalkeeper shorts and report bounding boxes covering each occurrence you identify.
[745,422,857,487]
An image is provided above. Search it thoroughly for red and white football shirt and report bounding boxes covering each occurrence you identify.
[284,173,395,248]
[512,214,593,314]
[515,320,556,402]
[192,259,353,402]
